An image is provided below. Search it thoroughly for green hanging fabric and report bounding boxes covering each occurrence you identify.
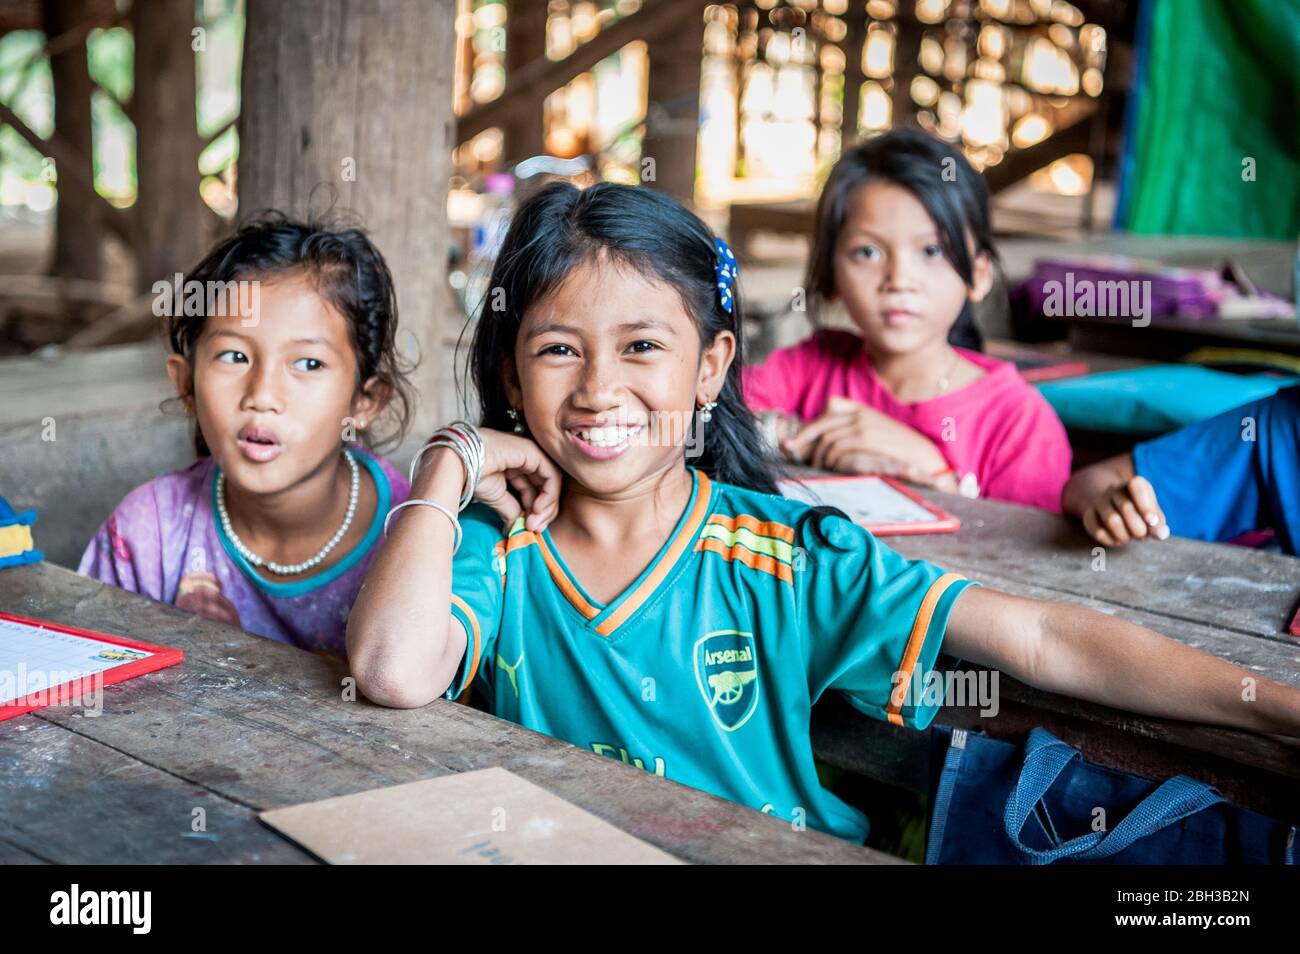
[1121,0,1300,237]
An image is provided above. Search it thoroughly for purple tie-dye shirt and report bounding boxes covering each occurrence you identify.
[78,445,409,655]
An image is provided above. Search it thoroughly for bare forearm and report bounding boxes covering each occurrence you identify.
[346,448,466,707]
[1036,603,1300,736]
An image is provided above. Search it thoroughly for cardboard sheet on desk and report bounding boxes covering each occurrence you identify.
[259,766,683,864]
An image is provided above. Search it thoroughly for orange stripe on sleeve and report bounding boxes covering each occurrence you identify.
[448,594,482,690]
[886,572,964,726]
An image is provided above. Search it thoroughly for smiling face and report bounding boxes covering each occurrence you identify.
[505,255,734,497]
[832,180,992,358]
[166,271,385,496]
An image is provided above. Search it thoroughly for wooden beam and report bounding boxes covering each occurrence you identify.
[982,102,1097,194]
[840,7,866,147]
[0,0,117,32]
[0,100,133,245]
[889,8,921,129]
[642,12,703,203]
[457,0,708,145]
[43,0,103,282]
[130,0,205,292]
[501,0,547,162]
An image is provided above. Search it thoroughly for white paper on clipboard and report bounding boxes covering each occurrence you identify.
[778,475,957,533]
[0,615,156,705]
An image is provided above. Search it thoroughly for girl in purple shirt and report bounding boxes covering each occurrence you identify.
[743,129,1070,511]
[80,216,412,654]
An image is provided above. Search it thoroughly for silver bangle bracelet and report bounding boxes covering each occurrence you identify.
[409,420,485,512]
[383,498,463,552]
[445,421,485,486]
[411,438,473,508]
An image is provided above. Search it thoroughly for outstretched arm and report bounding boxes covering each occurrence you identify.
[944,586,1300,738]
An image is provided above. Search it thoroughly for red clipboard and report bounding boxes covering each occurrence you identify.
[778,474,961,535]
[0,609,183,721]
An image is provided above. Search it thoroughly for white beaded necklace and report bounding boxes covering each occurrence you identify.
[216,450,360,576]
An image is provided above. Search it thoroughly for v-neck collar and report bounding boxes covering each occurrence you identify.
[533,467,714,638]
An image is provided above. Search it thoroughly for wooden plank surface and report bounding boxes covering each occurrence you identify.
[781,470,1300,819]
[903,489,1300,640]
[0,562,891,865]
[784,470,1300,639]
[0,719,310,864]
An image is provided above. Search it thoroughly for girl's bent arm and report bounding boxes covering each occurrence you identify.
[346,448,468,708]
[945,587,1300,738]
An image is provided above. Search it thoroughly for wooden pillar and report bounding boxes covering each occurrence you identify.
[643,16,704,204]
[239,0,456,433]
[502,0,548,163]
[841,5,867,148]
[42,0,102,282]
[890,9,921,129]
[131,0,205,291]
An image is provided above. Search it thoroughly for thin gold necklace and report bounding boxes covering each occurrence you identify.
[934,349,963,397]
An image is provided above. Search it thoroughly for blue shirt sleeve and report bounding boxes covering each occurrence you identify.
[444,503,507,700]
[795,509,977,729]
[1133,386,1300,553]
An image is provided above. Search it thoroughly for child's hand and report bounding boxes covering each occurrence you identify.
[475,429,563,533]
[781,396,955,488]
[1080,475,1169,547]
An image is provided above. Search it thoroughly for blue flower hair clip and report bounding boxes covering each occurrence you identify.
[713,236,739,314]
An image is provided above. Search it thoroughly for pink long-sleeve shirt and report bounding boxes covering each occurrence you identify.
[743,329,1071,511]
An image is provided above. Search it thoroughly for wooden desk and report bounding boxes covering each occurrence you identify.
[1059,312,1300,361]
[798,476,1300,822]
[0,562,892,864]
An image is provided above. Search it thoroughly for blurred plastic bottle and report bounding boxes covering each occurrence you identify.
[462,172,516,319]
[471,172,516,266]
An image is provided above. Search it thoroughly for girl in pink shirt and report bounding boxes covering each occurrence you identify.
[743,129,1070,511]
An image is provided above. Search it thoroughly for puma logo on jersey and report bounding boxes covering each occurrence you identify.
[496,649,525,697]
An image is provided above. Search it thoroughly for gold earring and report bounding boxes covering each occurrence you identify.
[697,399,717,423]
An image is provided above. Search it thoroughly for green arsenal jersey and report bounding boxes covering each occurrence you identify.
[446,466,975,842]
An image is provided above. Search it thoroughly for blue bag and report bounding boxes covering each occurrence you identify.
[926,726,1298,865]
